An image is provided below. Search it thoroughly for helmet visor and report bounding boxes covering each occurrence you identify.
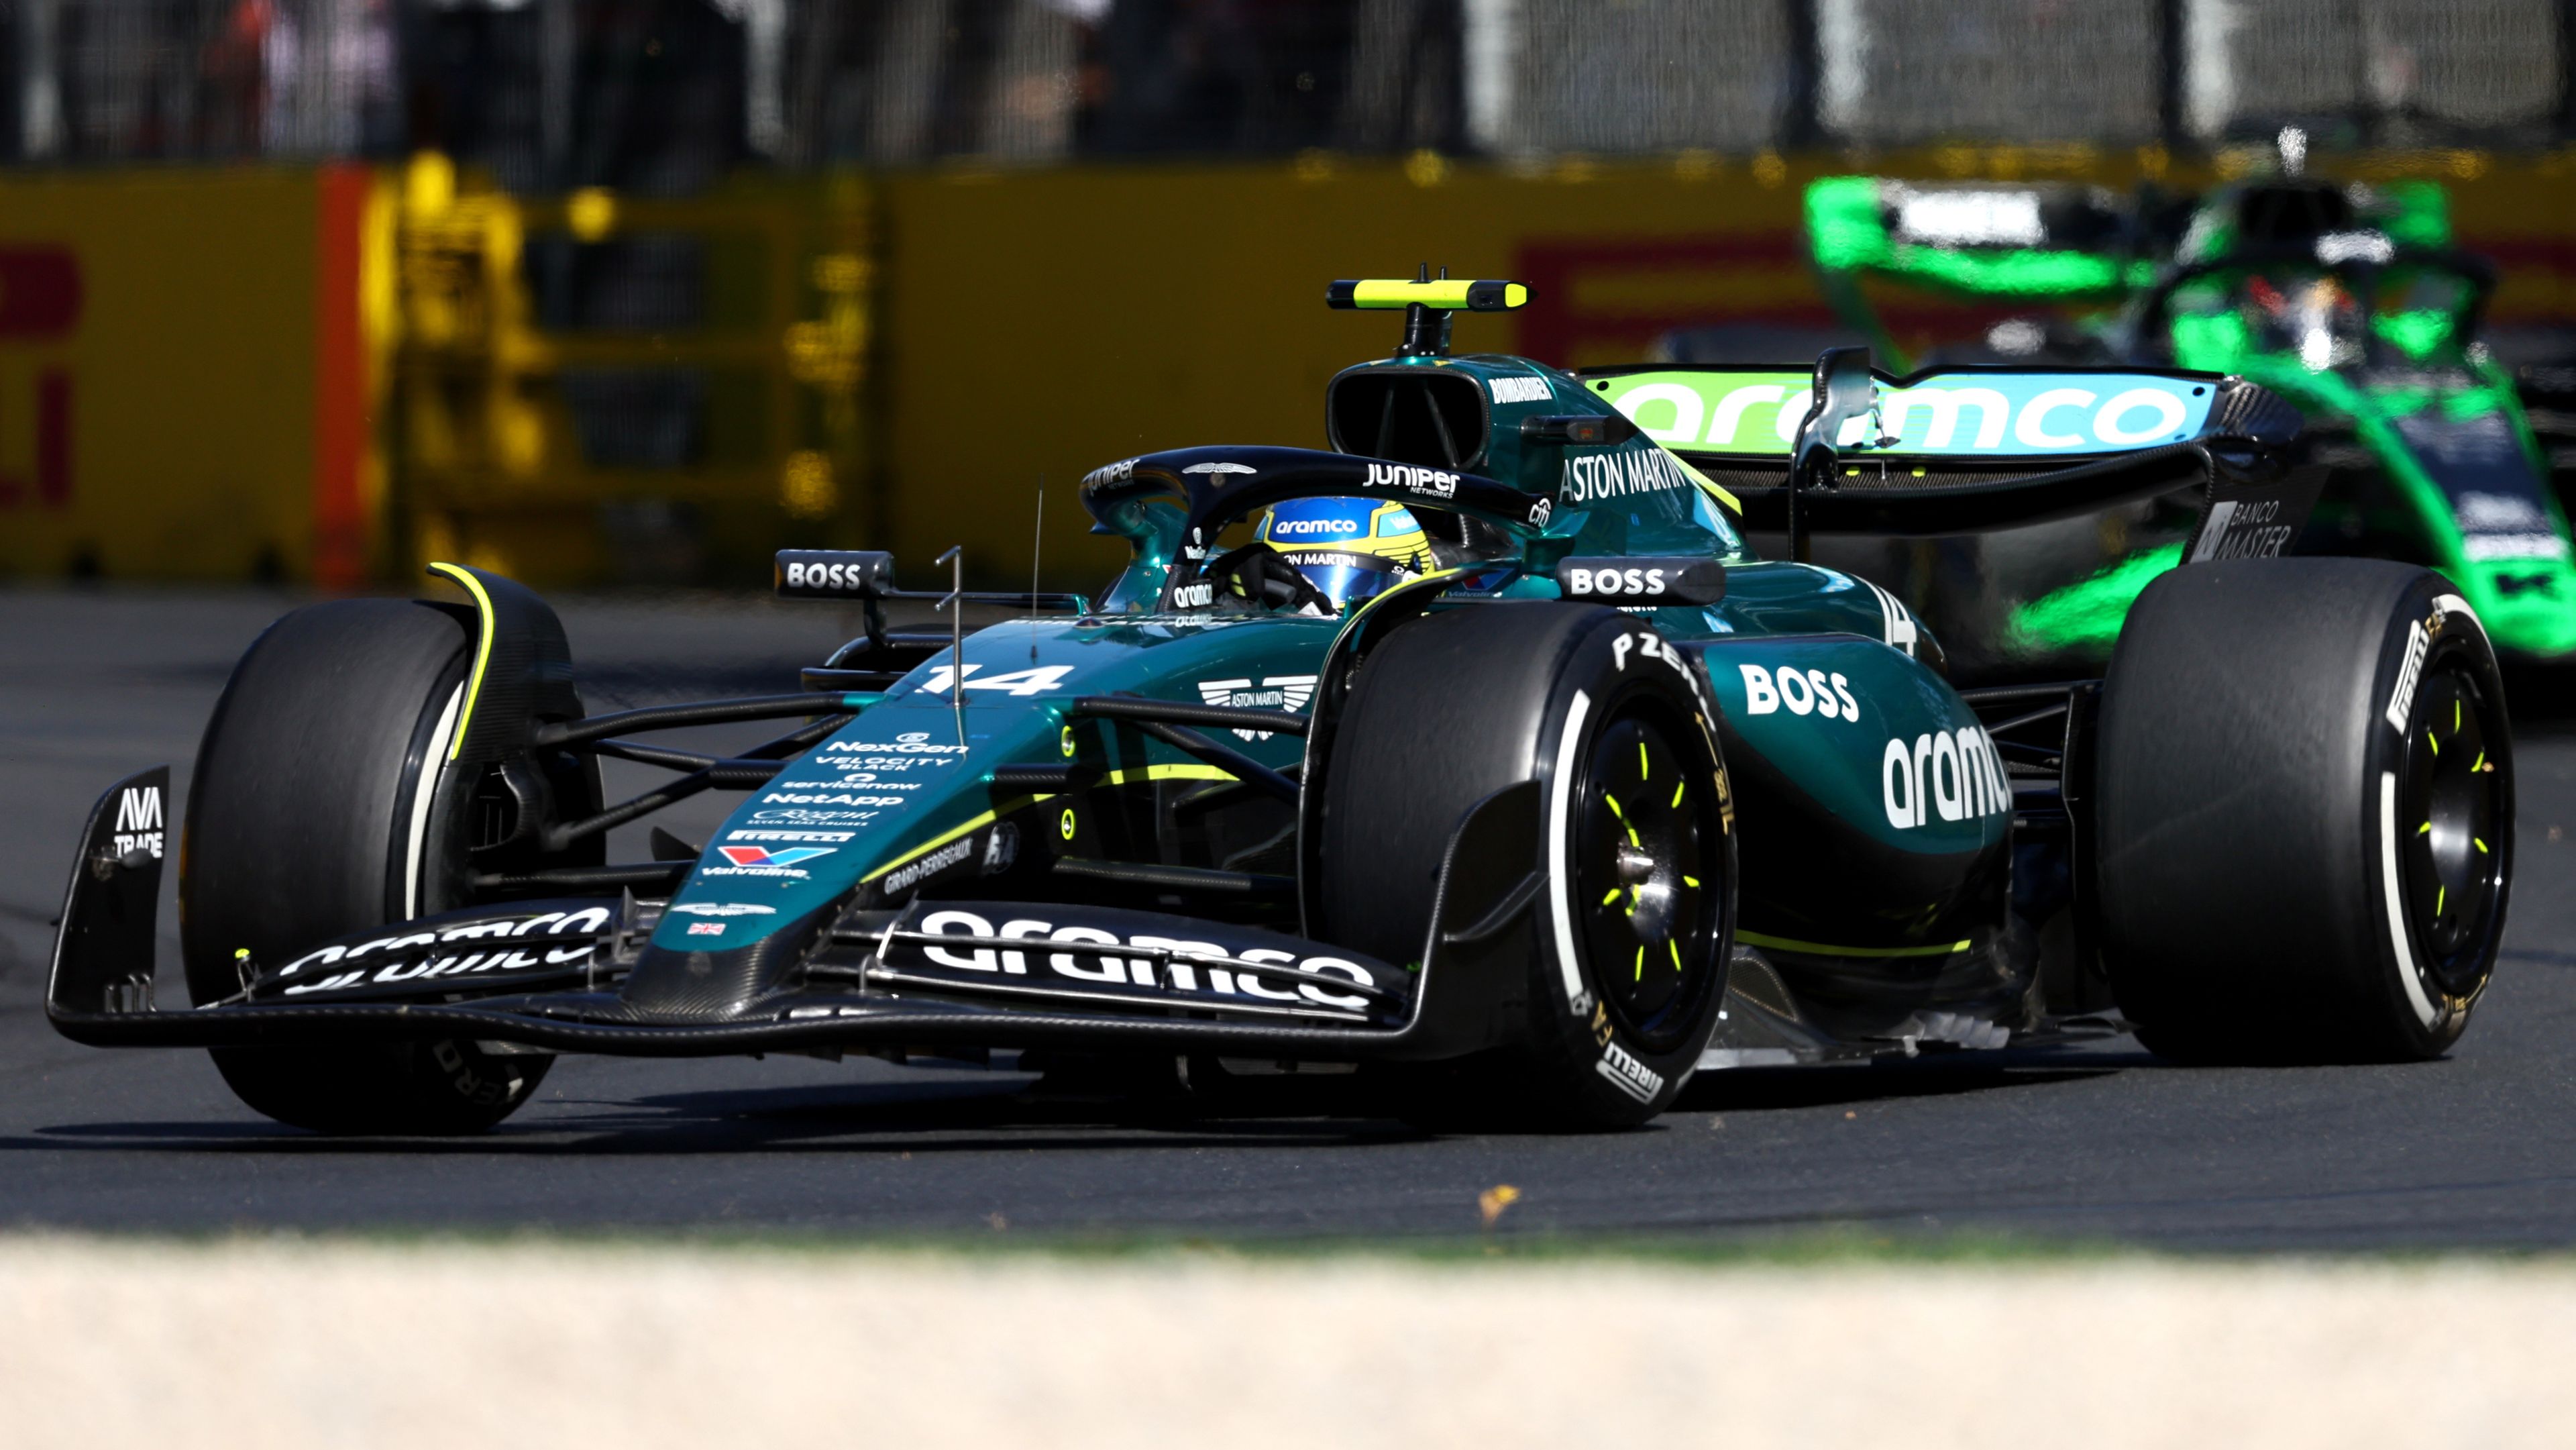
[1277,549,1409,607]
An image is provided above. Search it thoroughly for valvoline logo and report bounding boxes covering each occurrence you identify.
[716,845,834,868]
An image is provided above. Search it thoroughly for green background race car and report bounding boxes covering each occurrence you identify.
[1795,169,2576,662]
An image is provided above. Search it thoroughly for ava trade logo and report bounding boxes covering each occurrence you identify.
[716,845,835,869]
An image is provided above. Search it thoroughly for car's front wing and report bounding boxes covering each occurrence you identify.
[46,768,1540,1065]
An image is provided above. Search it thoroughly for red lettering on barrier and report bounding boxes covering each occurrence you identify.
[37,369,69,505]
[0,248,81,340]
[0,371,74,508]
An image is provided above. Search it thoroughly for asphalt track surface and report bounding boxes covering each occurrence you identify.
[7,586,2576,1249]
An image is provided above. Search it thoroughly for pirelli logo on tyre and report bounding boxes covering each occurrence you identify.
[2386,618,2431,733]
[1595,1040,1664,1104]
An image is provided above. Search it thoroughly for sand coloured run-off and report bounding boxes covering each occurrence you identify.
[4,1238,2571,1449]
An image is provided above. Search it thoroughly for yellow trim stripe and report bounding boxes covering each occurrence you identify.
[1737,929,1972,960]
[1666,450,1743,515]
[859,763,1236,882]
[425,562,496,762]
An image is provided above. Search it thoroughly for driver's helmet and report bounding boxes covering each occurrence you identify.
[1256,497,1433,607]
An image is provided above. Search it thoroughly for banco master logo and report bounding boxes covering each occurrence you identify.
[1599,371,2214,458]
[1197,676,1318,739]
[716,845,834,868]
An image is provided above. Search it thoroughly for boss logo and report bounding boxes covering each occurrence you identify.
[775,550,892,599]
[1555,556,1725,605]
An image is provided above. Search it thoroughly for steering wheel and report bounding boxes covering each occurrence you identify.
[1200,541,1333,614]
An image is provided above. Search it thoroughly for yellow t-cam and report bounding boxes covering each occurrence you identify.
[1326,278,1529,311]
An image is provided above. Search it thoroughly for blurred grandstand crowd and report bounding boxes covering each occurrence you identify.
[0,0,2565,186]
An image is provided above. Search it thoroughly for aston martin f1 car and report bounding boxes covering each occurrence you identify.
[1790,169,2576,662]
[47,278,2514,1133]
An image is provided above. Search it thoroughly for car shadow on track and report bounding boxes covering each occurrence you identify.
[1674,1051,2139,1114]
[11,1076,1436,1156]
[10,1046,2149,1153]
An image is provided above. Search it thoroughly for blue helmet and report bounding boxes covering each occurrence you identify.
[1258,497,1434,607]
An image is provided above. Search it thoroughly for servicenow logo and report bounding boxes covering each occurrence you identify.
[1599,370,2215,458]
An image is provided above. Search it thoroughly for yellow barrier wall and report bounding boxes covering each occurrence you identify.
[2,152,2571,588]
[0,170,343,582]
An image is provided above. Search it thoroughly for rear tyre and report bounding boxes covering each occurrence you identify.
[2096,559,2511,1062]
[1320,603,1735,1129]
[180,600,559,1133]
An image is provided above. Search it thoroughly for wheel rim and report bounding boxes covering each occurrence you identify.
[1572,707,1721,1051]
[2398,660,2506,996]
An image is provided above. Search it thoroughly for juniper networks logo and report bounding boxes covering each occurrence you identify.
[1195,675,1318,738]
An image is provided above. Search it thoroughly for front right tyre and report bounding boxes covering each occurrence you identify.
[1318,602,1737,1128]
[180,599,568,1133]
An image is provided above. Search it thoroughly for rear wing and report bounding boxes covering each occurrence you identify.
[1576,352,2312,554]
[1806,176,2158,303]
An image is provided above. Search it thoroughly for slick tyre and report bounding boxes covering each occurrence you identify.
[1320,603,1735,1129]
[180,600,557,1133]
[2096,559,2510,1062]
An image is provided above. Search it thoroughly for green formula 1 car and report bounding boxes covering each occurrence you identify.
[1793,170,2576,662]
[45,278,2513,1135]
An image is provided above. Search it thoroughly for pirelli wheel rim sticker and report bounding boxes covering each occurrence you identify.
[2402,663,2506,996]
[1574,707,1713,1052]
